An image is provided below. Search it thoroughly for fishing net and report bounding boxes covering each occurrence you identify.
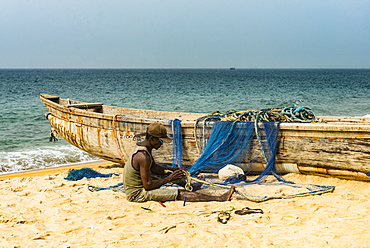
[64,168,119,181]
[173,108,334,202]
[88,107,334,201]
[171,119,183,168]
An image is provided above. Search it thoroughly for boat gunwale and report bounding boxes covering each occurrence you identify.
[40,93,370,133]
[40,93,204,124]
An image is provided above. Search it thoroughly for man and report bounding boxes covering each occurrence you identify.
[123,122,235,202]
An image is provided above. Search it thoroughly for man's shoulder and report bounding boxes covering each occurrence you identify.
[133,150,150,161]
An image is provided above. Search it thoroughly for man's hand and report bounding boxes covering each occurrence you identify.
[167,169,187,182]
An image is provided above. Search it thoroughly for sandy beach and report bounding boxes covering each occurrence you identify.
[1,161,369,248]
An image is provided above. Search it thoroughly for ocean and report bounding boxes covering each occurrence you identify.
[1,69,369,173]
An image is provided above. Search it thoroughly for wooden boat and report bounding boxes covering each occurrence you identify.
[40,93,370,181]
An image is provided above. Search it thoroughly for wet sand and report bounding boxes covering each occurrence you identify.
[1,161,369,247]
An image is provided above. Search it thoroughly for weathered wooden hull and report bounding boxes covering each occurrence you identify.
[40,93,370,181]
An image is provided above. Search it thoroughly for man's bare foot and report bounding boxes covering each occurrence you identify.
[221,186,236,201]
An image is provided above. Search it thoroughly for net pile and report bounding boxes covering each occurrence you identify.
[172,107,334,202]
[203,106,317,123]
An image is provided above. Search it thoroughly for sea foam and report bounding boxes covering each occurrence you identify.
[0,145,98,173]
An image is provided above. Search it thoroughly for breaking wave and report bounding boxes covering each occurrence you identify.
[0,145,99,173]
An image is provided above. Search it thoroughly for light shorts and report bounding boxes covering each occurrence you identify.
[129,187,179,202]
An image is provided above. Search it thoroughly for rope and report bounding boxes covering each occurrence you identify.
[165,169,234,192]
[181,166,335,202]
[88,182,125,192]
[236,184,335,203]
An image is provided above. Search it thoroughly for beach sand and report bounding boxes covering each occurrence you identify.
[1,161,369,248]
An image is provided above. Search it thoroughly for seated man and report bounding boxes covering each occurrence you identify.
[123,122,235,202]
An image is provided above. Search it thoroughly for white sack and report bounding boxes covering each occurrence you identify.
[218,164,244,180]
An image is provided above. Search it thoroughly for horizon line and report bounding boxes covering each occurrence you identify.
[1,67,370,70]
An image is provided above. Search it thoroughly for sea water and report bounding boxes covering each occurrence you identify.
[1,69,369,172]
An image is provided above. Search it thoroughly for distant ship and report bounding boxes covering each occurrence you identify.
[229,67,235,70]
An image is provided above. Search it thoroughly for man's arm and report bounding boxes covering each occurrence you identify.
[134,152,185,191]
[150,163,182,175]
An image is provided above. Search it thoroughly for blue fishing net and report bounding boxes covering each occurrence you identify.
[87,110,334,201]
[172,119,183,168]
[64,168,119,181]
[176,119,335,202]
[189,121,254,174]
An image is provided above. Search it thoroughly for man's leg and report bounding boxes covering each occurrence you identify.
[153,176,201,191]
[176,186,236,202]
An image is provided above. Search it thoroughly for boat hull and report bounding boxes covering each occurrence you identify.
[40,93,370,181]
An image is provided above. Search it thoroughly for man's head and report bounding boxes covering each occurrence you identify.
[146,122,171,144]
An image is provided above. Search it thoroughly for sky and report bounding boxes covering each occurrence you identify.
[1,0,369,69]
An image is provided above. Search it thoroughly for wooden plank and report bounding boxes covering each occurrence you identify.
[67,103,103,109]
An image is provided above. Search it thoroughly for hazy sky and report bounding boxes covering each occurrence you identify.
[1,0,369,69]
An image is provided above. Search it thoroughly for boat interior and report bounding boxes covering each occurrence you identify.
[41,93,205,121]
